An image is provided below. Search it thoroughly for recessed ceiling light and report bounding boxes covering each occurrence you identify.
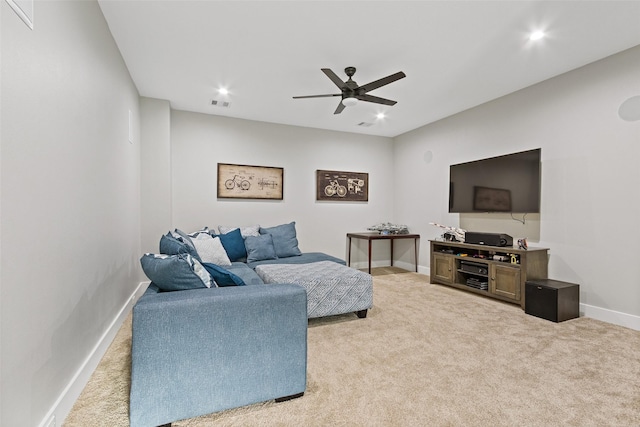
[218,87,229,96]
[376,112,386,120]
[529,30,545,41]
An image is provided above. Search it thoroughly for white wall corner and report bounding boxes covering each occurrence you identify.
[37,281,150,427]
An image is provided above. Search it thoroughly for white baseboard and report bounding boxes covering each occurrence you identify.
[371,263,639,331]
[38,281,150,427]
[580,303,640,331]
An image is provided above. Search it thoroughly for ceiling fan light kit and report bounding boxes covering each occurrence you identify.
[293,66,406,114]
[342,97,359,107]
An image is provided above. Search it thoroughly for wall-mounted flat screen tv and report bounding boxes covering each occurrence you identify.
[449,148,541,213]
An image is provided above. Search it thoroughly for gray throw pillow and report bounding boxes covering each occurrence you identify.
[244,234,278,263]
[140,253,213,291]
[259,221,302,258]
[159,233,201,261]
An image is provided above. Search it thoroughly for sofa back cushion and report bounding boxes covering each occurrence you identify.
[259,222,302,258]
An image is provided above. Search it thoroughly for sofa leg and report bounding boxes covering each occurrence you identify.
[275,392,304,403]
[356,309,368,318]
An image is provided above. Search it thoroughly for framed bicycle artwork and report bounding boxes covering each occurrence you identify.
[217,163,283,200]
[316,169,368,202]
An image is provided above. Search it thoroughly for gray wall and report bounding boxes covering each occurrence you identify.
[153,110,396,264]
[394,45,640,325]
[1,1,141,425]
[140,97,172,255]
[2,1,639,425]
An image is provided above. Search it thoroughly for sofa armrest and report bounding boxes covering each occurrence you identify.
[130,284,307,427]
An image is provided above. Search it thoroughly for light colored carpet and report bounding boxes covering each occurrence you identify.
[64,268,640,426]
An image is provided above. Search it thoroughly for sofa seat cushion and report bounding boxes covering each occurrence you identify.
[246,252,345,269]
[226,262,265,285]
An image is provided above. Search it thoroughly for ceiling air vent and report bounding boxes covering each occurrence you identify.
[357,122,373,127]
[211,99,231,108]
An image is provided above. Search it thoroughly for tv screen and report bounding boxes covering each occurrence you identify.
[449,149,541,213]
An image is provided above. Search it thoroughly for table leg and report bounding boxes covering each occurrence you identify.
[368,240,372,274]
[414,237,418,272]
[348,237,352,267]
[390,240,394,267]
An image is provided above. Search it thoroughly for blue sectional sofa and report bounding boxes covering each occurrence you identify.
[131,223,355,427]
[129,282,308,427]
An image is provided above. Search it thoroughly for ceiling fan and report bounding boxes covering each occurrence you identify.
[293,67,406,114]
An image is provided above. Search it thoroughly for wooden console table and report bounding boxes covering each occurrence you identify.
[347,232,420,274]
[430,240,549,308]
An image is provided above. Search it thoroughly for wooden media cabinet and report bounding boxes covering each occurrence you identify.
[430,240,549,308]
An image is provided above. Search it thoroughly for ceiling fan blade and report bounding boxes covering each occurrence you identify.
[334,101,346,114]
[357,71,406,94]
[356,94,397,106]
[322,68,348,90]
[293,94,341,99]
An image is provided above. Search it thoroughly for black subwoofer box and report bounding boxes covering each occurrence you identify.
[525,279,580,322]
[464,232,513,247]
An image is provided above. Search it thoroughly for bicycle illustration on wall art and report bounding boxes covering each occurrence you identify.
[316,169,368,202]
[217,163,283,200]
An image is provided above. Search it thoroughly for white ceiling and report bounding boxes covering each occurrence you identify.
[98,1,640,138]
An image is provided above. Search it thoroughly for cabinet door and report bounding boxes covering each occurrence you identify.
[433,254,455,284]
[491,264,521,301]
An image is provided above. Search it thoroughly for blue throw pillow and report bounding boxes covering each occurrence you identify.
[202,263,246,287]
[159,233,202,262]
[218,228,247,261]
[140,253,213,291]
[173,229,201,256]
[244,234,278,263]
[259,222,302,258]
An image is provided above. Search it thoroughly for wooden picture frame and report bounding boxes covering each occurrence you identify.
[316,170,368,202]
[217,163,283,200]
[473,186,512,211]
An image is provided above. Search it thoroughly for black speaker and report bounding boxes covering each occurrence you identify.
[464,232,513,247]
[525,279,580,322]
